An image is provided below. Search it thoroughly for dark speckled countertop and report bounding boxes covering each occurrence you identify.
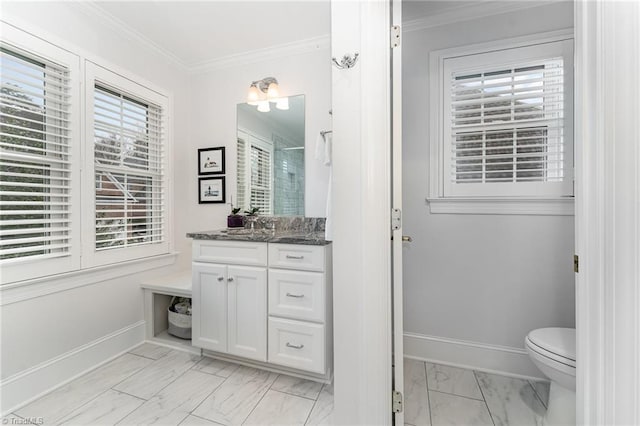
[186,229,331,246]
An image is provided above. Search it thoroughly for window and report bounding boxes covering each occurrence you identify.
[93,85,164,250]
[429,33,574,214]
[0,30,81,283]
[84,63,169,267]
[237,130,273,215]
[0,24,170,284]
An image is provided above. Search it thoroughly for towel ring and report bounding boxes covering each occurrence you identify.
[332,53,359,70]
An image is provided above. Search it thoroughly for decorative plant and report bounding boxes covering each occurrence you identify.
[244,207,260,216]
[230,207,242,216]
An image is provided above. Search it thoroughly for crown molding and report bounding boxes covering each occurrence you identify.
[69,1,329,75]
[69,1,191,72]
[403,0,567,33]
[187,34,330,74]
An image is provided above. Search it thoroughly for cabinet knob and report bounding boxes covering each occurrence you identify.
[286,342,304,350]
[228,277,234,282]
[217,276,224,282]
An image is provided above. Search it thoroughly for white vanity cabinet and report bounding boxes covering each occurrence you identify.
[267,244,332,375]
[191,238,332,380]
[192,240,268,362]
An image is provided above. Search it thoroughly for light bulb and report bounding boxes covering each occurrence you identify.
[267,82,280,101]
[247,85,260,106]
[257,100,270,112]
[275,97,289,110]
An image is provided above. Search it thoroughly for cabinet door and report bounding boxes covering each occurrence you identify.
[227,265,267,361]
[192,262,227,352]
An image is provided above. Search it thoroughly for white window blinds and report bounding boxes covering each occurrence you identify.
[236,136,247,210]
[93,85,164,250]
[440,39,574,199]
[451,61,564,183]
[0,46,72,261]
[250,143,272,215]
[236,132,273,214]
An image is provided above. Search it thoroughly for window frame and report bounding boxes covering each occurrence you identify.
[0,24,82,283]
[83,61,171,268]
[428,29,575,215]
[0,22,173,286]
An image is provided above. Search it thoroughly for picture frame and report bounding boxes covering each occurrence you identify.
[198,147,225,175]
[198,176,226,204]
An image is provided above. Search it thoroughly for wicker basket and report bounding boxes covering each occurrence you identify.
[167,297,192,339]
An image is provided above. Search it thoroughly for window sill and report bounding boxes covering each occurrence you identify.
[427,198,574,216]
[0,252,179,306]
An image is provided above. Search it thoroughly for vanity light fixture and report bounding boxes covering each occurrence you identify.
[247,77,289,112]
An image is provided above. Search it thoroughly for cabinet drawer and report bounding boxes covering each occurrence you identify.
[269,270,325,323]
[268,317,325,374]
[193,240,267,266]
[268,244,325,272]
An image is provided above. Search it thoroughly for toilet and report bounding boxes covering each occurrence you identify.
[525,327,576,425]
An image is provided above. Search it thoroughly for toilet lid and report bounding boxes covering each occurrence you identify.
[527,327,576,361]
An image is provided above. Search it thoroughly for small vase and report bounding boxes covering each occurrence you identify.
[227,215,244,228]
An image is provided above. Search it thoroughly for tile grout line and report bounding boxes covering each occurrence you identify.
[427,388,486,402]
[473,371,496,426]
[269,384,323,402]
[424,361,433,426]
[239,374,281,425]
[112,355,187,401]
[187,363,233,419]
[111,391,149,426]
[32,352,152,424]
[302,382,325,426]
[527,380,549,409]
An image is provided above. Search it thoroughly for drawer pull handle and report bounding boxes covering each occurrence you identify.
[286,255,304,260]
[286,292,305,298]
[286,342,304,349]
[228,277,234,282]
[217,276,224,282]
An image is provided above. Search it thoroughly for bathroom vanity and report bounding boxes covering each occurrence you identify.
[187,227,332,382]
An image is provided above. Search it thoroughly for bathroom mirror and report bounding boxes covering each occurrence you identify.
[236,95,305,216]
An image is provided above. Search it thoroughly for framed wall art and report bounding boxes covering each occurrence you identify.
[198,147,225,175]
[198,176,226,204]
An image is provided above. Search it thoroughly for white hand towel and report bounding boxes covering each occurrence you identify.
[323,132,332,166]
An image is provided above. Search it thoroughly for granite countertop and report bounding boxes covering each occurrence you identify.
[186,228,331,246]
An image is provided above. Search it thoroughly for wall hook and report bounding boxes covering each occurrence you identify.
[332,53,360,69]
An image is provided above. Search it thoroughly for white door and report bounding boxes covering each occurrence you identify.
[391,0,404,423]
[192,262,227,352]
[227,265,268,361]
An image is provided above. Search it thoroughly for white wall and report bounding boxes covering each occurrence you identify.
[0,1,331,411]
[0,2,189,411]
[181,48,331,259]
[402,2,576,376]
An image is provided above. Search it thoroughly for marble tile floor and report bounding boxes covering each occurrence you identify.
[8,343,333,426]
[5,343,548,426]
[404,358,550,426]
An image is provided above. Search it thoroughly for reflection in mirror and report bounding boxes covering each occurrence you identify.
[237,95,305,216]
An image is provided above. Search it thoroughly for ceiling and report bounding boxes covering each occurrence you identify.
[87,1,544,70]
[88,1,331,69]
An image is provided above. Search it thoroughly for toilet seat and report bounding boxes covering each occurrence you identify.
[525,327,576,369]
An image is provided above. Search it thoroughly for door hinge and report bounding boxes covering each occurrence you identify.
[392,390,403,413]
[391,25,401,48]
[574,255,579,273]
[391,208,402,230]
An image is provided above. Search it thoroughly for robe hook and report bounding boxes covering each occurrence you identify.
[332,53,360,69]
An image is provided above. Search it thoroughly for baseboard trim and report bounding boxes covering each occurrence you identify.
[1,321,145,415]
[403,332,545,380]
